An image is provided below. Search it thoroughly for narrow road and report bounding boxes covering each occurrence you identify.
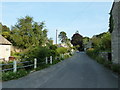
[2,52,118,88]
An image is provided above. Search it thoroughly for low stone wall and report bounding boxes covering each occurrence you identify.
[98,52,112,61]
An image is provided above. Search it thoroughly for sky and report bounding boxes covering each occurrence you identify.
[0,1,113,43]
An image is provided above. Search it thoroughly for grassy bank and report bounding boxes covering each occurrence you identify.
[86,48,120,75]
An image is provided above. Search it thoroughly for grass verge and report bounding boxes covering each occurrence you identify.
[86,49,120,75]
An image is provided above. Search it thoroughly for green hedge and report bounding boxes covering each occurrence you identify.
[2,45,72,81]
[2,69,29,81]
[86,48,120,74]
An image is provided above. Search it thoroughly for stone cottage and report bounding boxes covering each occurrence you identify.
[111,1,120,64]
[0,35,12,61]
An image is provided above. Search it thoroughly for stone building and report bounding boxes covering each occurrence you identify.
[0,35,12,61]
[111,1,120,64]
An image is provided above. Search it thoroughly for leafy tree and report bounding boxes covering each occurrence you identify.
[91,36,102,49]
[95,32,106,38]
[49,45,57,50]
[56,47,67,54]
[10,16,48,49]
[48,45,58,58]
[0,23,11,41]
[21,46,50,63]
[91,32,111,51]
[101,32,111,51]
[66,39,72,48]
[2,24,10,33]
[83,37,89,47]
[46,38,54,47]
[2,32,11,40]
[0,23,2,34]
[109,12,114,33]
[58,31,68,43]
[71,31,83,51]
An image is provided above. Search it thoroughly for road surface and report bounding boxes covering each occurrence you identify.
[2,52,118,88]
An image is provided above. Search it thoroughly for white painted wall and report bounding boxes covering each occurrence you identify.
[0,45,11,61]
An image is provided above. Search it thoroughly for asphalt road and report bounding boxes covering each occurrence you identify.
[2,52,119,88]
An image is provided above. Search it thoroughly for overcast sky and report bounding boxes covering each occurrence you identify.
[1,2,113,43]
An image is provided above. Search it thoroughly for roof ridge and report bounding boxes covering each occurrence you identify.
[0,35,12,45]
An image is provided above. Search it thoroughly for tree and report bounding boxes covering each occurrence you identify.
[71,31,83,51]
[91,36,102,49]
[2,24,10,33]
[0,23,11,41]
[83,37,89,46]
[56,47,67,54]
[0,23,2,34]
[58,31,68,43]
[109,12,114,33]
[46,38,53,46]
[10,16,48,49]
[101,32,111,51]
[91,32,111,51]
[2,32,11,40]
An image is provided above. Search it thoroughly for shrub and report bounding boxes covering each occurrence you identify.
[56,47,67,54]
[48,50,58,58]
[11,52,21,59]
[69,53,72,56]
[2,60,24,72]
[2,61,13,71]
[52,60,60,64]
[103,61,112,68]
[86,48,120,74]
[96,57,105,64]
[21,46,50,63]
[2,69,28,81]
[64,54,70,59]
[35,64,50,71]
[35,47,50,62]
[20,46,51,70]
[86,48,99,59]
[111,64,120,74]
[49,45,57,50]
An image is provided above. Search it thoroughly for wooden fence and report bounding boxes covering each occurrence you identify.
[0,51,75,73]
[0,56,53,72]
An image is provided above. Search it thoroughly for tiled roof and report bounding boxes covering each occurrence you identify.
[0,35,12,45]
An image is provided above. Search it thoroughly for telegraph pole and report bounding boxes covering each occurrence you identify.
[56,29,58,45]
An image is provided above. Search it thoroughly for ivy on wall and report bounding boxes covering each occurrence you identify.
[109,12,114,33]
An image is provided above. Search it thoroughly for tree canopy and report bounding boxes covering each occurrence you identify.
[83,37,90,47]
[58,31,68,43]
[71,31,84,51]
[109,12,114,33]
[1,16,49,49]
[91,32,111,51]
[0,23,11,41]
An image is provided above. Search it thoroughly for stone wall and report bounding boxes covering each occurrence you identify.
[111,1,120,64]
[98,52,111,61]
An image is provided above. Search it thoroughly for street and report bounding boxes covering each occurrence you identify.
[2,52,118,88]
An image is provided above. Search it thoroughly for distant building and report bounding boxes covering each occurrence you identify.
[59,43,68,48]
[58,42,73,48]
[0,35,12,61]
[111,1,120,64]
